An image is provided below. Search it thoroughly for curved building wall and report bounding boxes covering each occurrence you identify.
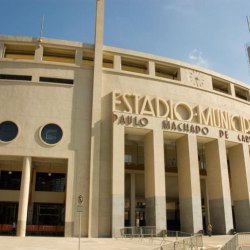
[0,36,250,237]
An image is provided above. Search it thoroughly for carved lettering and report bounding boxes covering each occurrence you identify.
[113,91,250,134]
[162,120,171,129]
[238,134,250,143]
[174,102,193,121]
[162,120,209,136]
[139,118,148,126]
[140,96,155,116]
[201,127,209,135]
[155,97,169,117]
[118,115,126,125]
[115,114,148,127]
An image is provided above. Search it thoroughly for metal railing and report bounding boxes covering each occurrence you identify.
[165,230,192,239]
[150,234,203,250]
[118,227,203,249]
[119,226,160,238]
[219,233,250,250]
[118,227,192,239]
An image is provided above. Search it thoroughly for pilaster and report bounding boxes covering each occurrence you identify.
[176,134,202,233]
[144,129,166,234]
[148,61,155,77]
[205,139,233,234]
[112,124,125,236]
[75,48,83,66]
[228,143,250,231]
[0,42,4,58]
[34,44,43,62]
[113,54,121,71]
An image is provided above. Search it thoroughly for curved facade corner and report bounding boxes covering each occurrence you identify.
[0,35,250,237]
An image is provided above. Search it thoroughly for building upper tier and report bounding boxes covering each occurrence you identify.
[0,35,250,103]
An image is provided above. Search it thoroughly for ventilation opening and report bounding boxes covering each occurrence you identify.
[121,57,148,74]
[82,50,94,66]
[4,44,35,60]
[43,47,75,64]
[39,77,74,85]
[103,53,113,68]
[235,86,249,101]
[0,74,32,81]
[155,63,180,80]
[212,78,231,95]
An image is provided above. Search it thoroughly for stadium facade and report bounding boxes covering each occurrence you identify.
[0,0,250,237]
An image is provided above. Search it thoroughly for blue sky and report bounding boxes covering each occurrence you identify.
[1,0,250,83]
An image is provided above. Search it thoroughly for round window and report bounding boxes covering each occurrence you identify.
[0,121,19,142]
[40,123,63,145]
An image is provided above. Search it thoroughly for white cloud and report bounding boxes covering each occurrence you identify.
[188,49,210,68]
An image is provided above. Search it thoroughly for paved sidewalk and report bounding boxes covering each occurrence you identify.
[202,235,232,249]
[0,235,232,250]
[0,237,153,250]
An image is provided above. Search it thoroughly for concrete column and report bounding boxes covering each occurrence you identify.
[228,143,250,232]
[32,44,44,82]
[205,139,233,234]
[112,124,125,236]
[144,129,166,234]
[34,44,43,62]
[17,157,32,237]
[148,61,155,77]
[0,42,5,58]
[88,0,105,237]
[113,55,121,71]
[176,134,202,234]
[64,156,74,237]
[75,48,83,66]
[130,173,136,226]
[230,83,235,97]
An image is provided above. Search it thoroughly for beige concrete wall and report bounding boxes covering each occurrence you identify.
[0,56,93,237]
[1,35,250,237]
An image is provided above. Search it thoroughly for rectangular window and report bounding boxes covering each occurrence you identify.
[103,53,113,68]
[125,154,132,164]
[212,78,231,95]
[165,142,177,170]
[235,86,249,101]
[4,44,35,60]
[43,47,75,64]
[155,63,180,80]
[0,171,22,190]
[39,77,73,85]
[35,172,65,192]
[0,202,18,224]
[121,57,148,74]
[32,203,65,226]
[82,49,94,66]
[0,74,32,81]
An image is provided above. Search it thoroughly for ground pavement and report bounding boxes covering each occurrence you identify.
[0,235,233,250]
